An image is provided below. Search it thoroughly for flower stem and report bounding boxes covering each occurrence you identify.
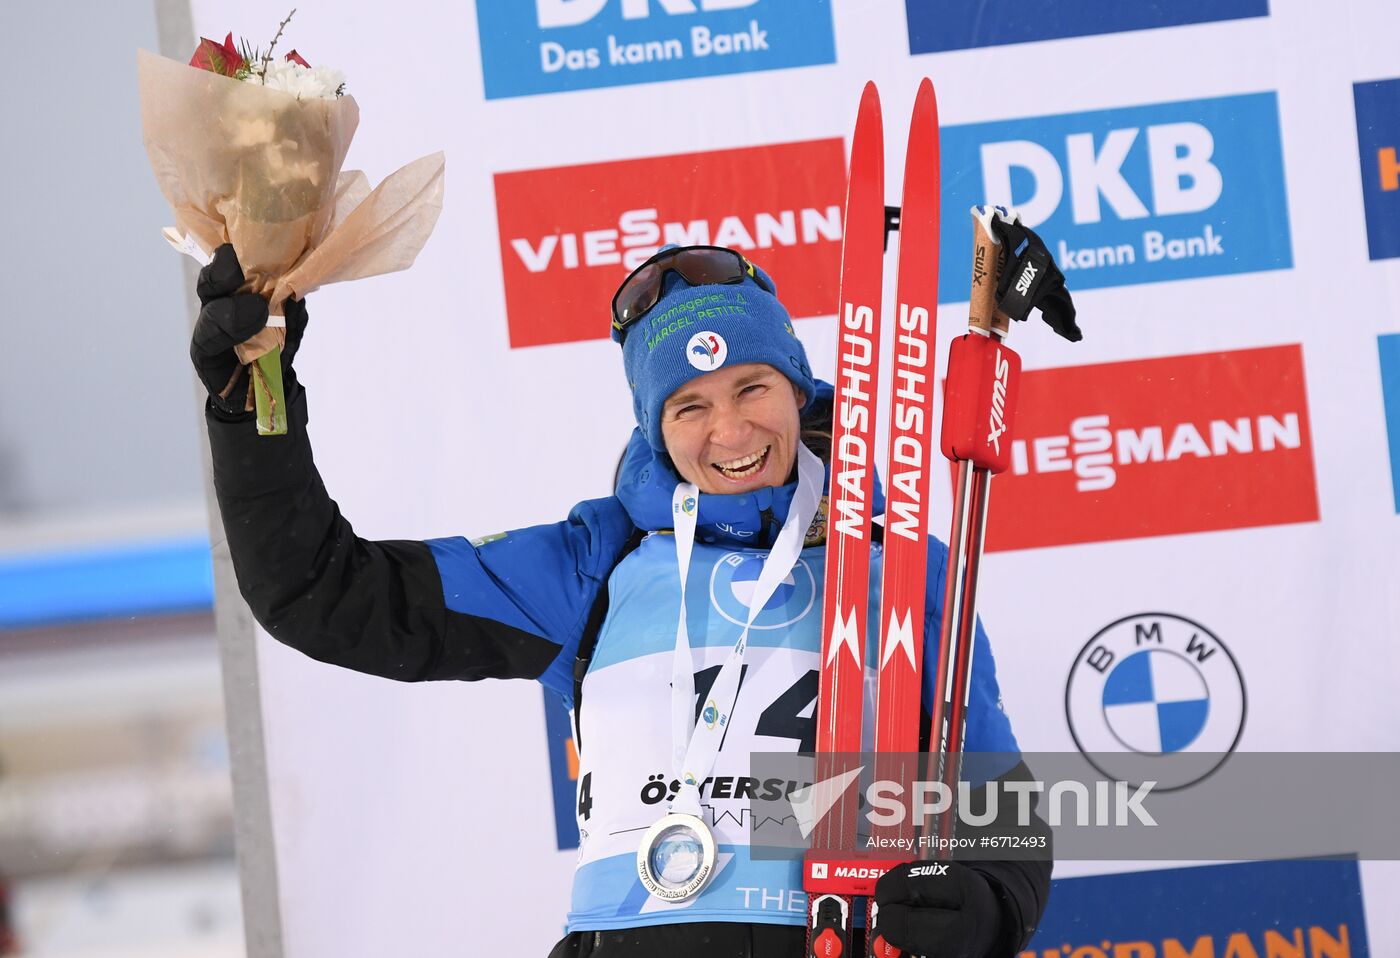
[252,347,287,436]
[259,8,298,80]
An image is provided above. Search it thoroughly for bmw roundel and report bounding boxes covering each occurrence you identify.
[708,551,816,630]
[1066,613,1246,791]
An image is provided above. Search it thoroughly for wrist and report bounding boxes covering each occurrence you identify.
[970,870,1021,958]
[207,394,255,424]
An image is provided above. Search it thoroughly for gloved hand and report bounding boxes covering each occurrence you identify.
[986,212,1080,343]
[191,243,309,420]
[872,861,1004,958]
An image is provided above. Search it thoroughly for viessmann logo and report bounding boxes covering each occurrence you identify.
[494,139,846,348]
[983,345,1319,552]
[937,92,1292,304]
[906,0,1267,55]
[475,0,836,100]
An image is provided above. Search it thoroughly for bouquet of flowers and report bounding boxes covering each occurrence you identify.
[137,13,445,435]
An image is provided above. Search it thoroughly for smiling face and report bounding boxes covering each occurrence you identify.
[660,363,805,495]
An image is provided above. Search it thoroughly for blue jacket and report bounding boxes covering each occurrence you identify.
[426,385,1017,766]
[203,378,1048,949]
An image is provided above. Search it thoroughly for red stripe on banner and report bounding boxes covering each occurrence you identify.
[980,344,1320,551]
[493,139,847,348]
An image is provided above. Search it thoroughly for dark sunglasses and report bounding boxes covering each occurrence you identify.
[611,246,774,338]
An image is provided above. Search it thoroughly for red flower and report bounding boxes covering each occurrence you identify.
[189,32,244,76]
[284,49,311,68]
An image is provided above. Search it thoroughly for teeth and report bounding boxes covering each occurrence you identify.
[715,446,769,476]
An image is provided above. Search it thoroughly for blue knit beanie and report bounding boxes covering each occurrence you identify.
[612,247,816,452]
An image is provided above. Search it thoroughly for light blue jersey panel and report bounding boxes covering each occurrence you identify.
[566,533,1020,931]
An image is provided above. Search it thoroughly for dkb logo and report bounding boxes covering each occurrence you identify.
[475,0,835,99]
[937,93,1292,303]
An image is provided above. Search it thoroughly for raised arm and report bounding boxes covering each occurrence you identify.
[193,245,630,685]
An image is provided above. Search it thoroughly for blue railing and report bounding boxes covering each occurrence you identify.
[0,537,214,630]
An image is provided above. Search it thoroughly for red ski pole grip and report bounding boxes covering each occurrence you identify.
[940,333,1021,473]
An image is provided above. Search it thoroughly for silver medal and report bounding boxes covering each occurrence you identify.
[636,812,717,902]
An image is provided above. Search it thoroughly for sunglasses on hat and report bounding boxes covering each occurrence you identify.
[611,246,775,337]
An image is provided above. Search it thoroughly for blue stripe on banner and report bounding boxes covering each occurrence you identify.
[1355,80,1400,261]
[906,0,1268,54]
[1380,334,1400,513]
[1027,858,1369,954]
[0,537,214,630]
[543,688,581,851]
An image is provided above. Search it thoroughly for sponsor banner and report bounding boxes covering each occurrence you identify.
[938,92,1292,302]
[1354,78,1400,261]
[495,139,846,348]
[1381,334,1400,512]
[475,0,836,100]
[1023,859,1370,958]
[543,691,581,850]
[1066,613,1246,790]
[907,0,1268,55]
[982,345,1319,551]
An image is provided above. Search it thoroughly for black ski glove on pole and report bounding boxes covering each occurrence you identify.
[191,243,309,422]
[873,861,1004,958]
[987,213,1081,343]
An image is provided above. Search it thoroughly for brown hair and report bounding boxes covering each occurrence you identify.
[799,400,833,464]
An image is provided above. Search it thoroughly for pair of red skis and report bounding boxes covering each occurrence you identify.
[803,79,1028,958]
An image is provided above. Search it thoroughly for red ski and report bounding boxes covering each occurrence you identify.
[805,78,942,958]
[807,83,1079,958]
[806,79,884,958]
[867,77,940,958]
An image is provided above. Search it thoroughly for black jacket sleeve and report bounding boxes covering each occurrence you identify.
[205,380,567,683]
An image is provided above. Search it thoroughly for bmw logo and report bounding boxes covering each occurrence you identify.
[708,552,816,630]
[1066,613,1246,791]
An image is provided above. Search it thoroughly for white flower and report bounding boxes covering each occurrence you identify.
[254,58,344,100]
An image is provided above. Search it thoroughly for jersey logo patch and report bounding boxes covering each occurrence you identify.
[708,551,816,630]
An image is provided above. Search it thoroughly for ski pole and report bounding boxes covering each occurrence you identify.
[924,202,1081,864]
[923,206,1021,858]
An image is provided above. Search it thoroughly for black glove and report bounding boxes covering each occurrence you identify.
[987,213,1081,343]
[872,861,1004,958]
[191,243,309,421]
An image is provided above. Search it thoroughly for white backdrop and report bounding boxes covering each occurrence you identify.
[176,1,1400,955]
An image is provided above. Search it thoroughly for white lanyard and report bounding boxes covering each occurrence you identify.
[667,444,824,817]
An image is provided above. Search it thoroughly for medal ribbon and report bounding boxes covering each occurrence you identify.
[667,445,824,818]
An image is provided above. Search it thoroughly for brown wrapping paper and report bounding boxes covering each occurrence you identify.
[136,49,445,366]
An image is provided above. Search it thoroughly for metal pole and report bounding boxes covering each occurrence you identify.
[152,1,286,953]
